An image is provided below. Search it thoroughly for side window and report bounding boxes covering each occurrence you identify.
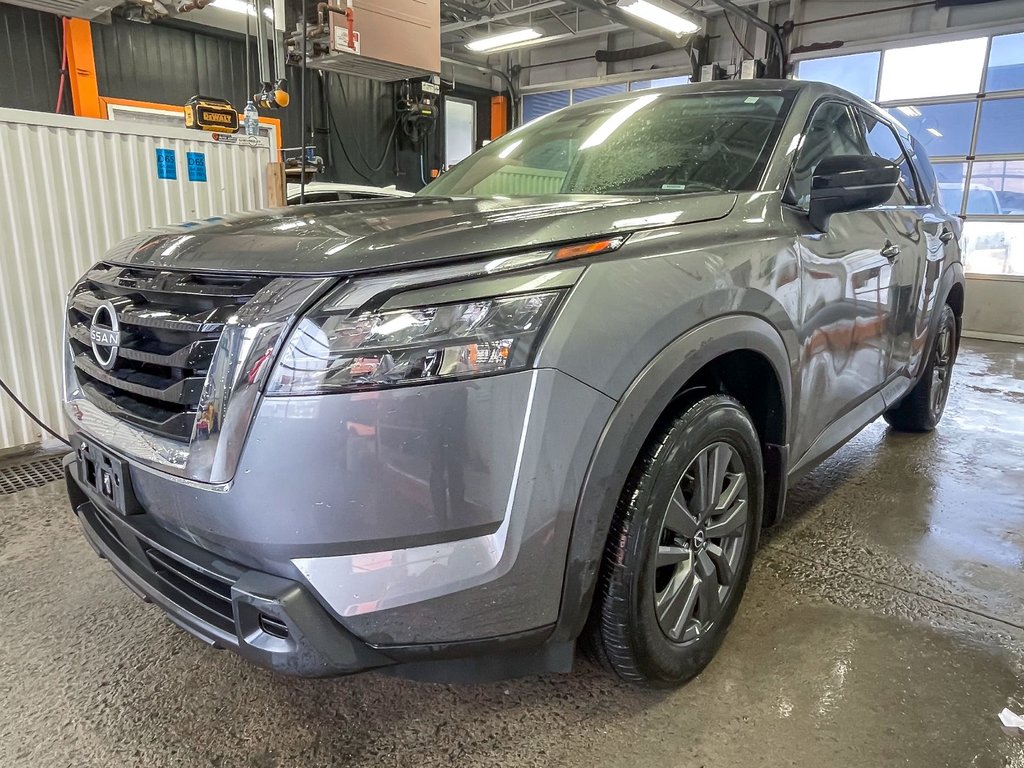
[859,111,919,205]
[790,101,867,208]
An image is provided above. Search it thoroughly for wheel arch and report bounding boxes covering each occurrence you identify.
[944,270,965,341]
[553,314,793,643]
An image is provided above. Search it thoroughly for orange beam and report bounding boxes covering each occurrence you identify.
[490,95,509,140]
[64,18,103,119]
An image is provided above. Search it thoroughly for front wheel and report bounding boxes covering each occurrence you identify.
[587,395,763,688]
[884,304,958,432]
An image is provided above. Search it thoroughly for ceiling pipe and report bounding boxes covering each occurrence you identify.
[441,55,520,124]
[559,0,694,47]
[704,0,785,75]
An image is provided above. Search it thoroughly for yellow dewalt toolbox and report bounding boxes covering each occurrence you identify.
[183,95,239,134]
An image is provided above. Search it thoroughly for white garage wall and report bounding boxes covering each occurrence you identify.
[0,109,271,453]
[964,277,1024,342]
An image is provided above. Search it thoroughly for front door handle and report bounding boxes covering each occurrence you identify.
[939,227,955,244]
[881,240,901,261]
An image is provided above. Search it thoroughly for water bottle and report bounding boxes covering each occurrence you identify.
[243,101,259,137]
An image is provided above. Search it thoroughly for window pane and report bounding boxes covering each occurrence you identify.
[444,99,476,168]
[986,32,1024,92]
[523,91,570,123]
[650,75,691,88]
[962,221,1024,276]
[976,98,1024,155]
[879,37,987,101]
[631,77,691,90]
[888,102,976,157]
[796,52,881,101]
[969,160,1024,215]
[572,84,627,103]
[934,162,968,213]
[861,112,917,204]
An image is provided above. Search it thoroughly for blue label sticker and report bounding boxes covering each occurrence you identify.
[155,148,176,180]
[186,151,207,183]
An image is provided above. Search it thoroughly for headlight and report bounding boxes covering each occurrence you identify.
[266,290,563,395]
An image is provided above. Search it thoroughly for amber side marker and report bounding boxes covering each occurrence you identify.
[553,237,625,261]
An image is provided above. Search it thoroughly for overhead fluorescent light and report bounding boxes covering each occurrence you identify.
[618,0,700,36]
[581,93,660,150]
[466,28,543,52]
[211,0,274,19]
[897,105,922,117]
[927,127,944,137]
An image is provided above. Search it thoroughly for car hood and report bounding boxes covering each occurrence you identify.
[104,193,738,276]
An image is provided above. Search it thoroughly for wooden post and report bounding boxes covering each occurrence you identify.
[266,162,286,207]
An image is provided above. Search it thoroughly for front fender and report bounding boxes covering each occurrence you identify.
[551,314,793,642]
[912,261,965,384]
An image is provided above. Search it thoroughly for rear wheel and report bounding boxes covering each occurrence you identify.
[587,395,763,688]
[884,304,958,432]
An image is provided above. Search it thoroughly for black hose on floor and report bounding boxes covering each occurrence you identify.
[0,375,71,447]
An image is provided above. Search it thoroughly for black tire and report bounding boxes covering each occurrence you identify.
[586,395,764,688]
[883,304,958,433]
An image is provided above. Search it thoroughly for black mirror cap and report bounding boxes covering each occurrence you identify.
[808,155,901,232]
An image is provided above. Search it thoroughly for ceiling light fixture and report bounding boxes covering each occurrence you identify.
[466,28,543,52]
[927,127,944,137]
[897,106,922,117]
[618,0,700,36]
[212,0,274,18]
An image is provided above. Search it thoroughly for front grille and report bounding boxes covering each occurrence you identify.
[67,264,269,442]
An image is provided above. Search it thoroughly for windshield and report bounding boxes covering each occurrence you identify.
[421,90,793,198]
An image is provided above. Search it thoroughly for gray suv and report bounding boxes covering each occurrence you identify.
[63,80,965,687]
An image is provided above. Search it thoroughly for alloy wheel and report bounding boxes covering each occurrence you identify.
[653,442,749,644]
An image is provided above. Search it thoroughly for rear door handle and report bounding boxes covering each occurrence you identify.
[881,240,901,261]
[939,228,955,244]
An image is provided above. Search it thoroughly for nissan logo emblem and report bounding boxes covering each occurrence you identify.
[89,301,121,370]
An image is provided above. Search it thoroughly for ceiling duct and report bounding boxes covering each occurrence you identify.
[296,0,442,82]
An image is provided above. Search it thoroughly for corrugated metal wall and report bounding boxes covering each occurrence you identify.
[0,4,63,113]
[0,108,271,452]
[91,17,413,188]
[0,10,480,190]
[93,18,276,131]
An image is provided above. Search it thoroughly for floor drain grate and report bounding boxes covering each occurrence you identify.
[0,455,67,495]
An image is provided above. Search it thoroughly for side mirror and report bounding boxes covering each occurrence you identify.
[808,154,900,232]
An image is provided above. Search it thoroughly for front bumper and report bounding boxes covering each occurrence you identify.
[67,457,393,678]
[66,368,616,647]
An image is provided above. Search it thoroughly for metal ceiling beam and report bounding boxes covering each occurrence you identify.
[441,1,566,32]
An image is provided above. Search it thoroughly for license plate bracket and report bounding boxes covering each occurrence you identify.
[73,437,141,515]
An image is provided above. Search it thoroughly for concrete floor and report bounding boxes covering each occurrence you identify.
[2,339,1023,768]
